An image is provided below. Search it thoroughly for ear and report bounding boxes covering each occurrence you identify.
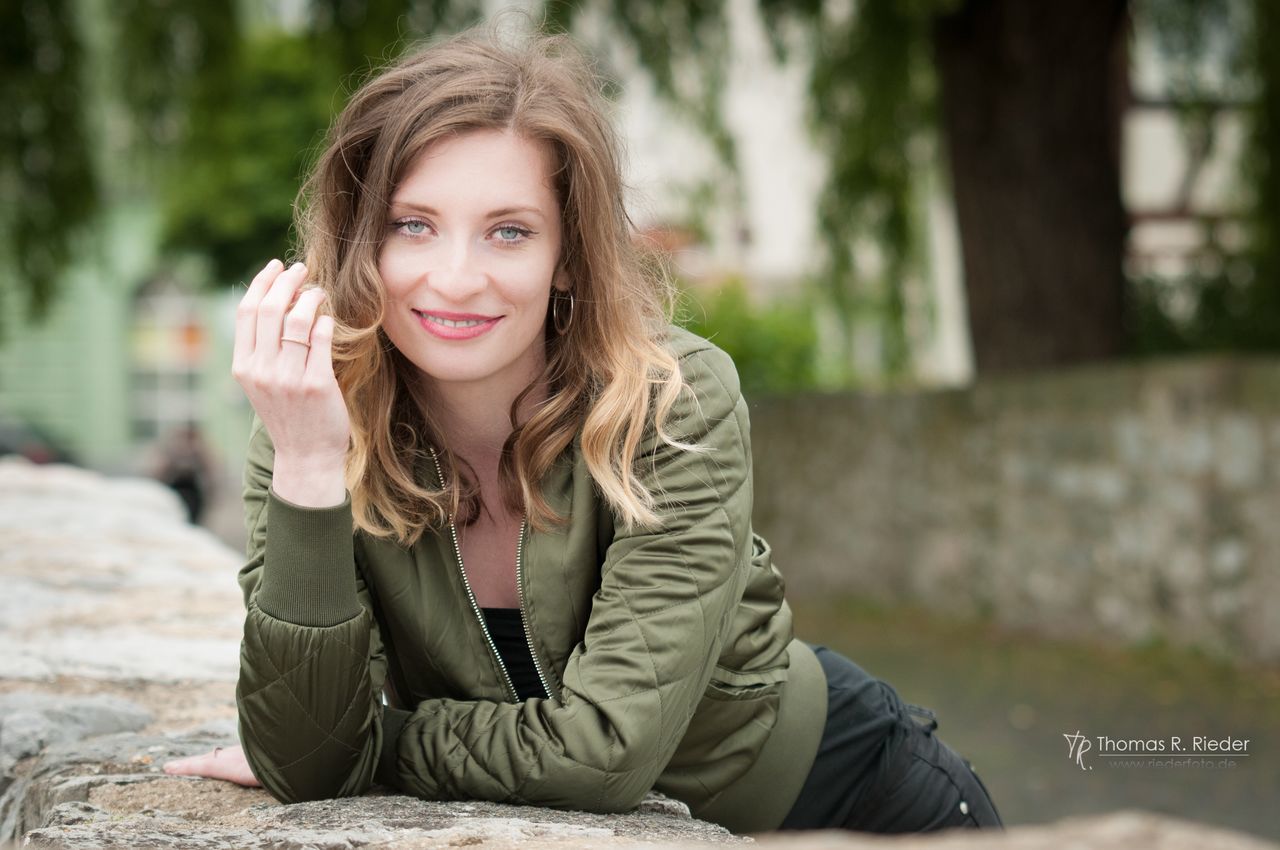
[552,266,570,293]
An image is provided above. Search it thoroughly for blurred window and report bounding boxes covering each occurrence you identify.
[129,278,205,441]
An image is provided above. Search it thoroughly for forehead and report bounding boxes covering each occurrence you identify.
[392,129,559,209]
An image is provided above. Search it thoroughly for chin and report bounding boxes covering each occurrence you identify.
[386,324,547,389]
[417,350,533,387]
[422,365,508,385]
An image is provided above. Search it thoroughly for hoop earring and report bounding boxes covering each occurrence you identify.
[552,289,574,335]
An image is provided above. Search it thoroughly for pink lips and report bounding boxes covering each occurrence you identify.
[413,310,501,340]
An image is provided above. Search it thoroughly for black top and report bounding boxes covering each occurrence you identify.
[479,607,547,701]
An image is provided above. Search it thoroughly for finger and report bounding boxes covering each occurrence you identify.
[162,752,215,775]
[306,314,337,382]
[234,259,283,366]
[255,262,308,356]
[277,288,327,373]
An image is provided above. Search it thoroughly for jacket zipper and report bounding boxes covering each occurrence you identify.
[429,448,550,702]
[515,519,553,700]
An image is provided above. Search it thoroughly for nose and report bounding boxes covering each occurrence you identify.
[427,238,487,303]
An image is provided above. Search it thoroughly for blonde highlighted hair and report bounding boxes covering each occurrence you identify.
[295,20,691,546]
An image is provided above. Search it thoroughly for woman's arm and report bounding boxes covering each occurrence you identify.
[234,416,393,802]
[218,257,391,802]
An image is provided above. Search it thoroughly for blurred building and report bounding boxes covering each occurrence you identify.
[1124,19,1249,305]
[0,204,244,480]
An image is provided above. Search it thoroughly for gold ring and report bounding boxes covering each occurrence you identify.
[281,337,312,349]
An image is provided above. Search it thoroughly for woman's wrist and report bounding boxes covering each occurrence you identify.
[271,453,346,508]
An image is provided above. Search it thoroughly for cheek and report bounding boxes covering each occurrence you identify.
[515,281,553,320]
[527,300,551,330]
[494,261,554,310]
[377,249,414,297]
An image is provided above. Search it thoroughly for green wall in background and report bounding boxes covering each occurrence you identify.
[0,199,254,482]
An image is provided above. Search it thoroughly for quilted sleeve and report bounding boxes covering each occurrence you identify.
[234,417,389,802]
[382,343,756,813]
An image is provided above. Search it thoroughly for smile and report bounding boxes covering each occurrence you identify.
[413,310,501,340]
[426,316,487,328]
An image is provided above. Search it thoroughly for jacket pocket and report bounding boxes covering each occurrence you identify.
[705,661,789,702]
[663,666,786,799]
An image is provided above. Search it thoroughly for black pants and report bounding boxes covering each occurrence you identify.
[779,644,1003,832]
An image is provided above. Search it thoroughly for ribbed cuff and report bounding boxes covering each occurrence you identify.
[376,707,413,787]
[255,487,362,627]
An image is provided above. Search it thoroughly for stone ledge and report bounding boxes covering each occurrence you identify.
[754,810,1280,849]
[7,723,1275,850]
[7,727,740,849]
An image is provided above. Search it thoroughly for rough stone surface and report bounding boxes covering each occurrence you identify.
[11,730,736,849]
[751,810,1279,849]
[750,357,1280,664]
[0,727,236,841]
[0,458,244,682]
[0,692,151,783]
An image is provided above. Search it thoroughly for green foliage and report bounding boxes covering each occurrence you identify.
[553,0,948,381]
[0,0,98,321]
[755,0,957,380]
[154,1,446,283]
[160,31,344,282]
[1125,263,1259,354]
[2,0,488,308]
[113,0,241,151]
[151,0,489,283]
[676,277,820,396]
[1138,0,1251,101]
[548,1,735,162]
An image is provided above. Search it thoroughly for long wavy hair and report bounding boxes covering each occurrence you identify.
[294,21,692,545]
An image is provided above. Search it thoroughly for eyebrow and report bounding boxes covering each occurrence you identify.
[388,202,546,220]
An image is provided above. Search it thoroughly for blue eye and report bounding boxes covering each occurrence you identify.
[496,226,527,242]
[402,220,427,235]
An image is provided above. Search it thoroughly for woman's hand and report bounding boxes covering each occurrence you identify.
[162,744,263,787]
[232,259,349,507]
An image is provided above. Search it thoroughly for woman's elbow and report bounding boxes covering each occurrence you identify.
[241,735,374,804]
[569,764,659,815]
[592,785,651,814]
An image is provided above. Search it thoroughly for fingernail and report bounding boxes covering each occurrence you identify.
[292,261,306,273]
[268,259,283,271]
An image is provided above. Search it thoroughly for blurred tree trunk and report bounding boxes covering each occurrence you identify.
[934,0,1131,373]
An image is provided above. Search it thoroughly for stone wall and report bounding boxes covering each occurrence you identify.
[750,355,1280,665]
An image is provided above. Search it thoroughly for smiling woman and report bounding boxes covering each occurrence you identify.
[161,18,1002,837]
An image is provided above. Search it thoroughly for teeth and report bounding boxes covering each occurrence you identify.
[422,314,488,328]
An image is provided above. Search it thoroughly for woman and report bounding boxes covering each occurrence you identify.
[163,21,1002,835]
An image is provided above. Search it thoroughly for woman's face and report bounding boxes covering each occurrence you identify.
[377,128,564,391]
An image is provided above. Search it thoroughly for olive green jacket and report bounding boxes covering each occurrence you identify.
[235,326,827,834]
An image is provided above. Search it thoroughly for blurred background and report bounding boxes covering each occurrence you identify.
[1,0,1278,841]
